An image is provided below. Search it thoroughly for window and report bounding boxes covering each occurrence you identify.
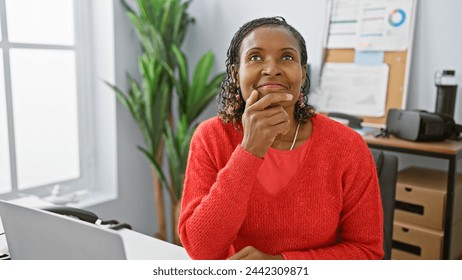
[0,0,117,205]
[0,50,11,194]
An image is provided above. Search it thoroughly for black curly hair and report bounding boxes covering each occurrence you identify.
[217,16,315,127]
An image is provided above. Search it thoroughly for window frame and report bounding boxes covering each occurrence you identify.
[0,0,117,206]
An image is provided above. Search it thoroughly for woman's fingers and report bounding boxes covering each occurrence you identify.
[244,90,259,110]
[247,92,293,111]
[228,246,282,260]
[241,90,292,157]
[227,247,251,260]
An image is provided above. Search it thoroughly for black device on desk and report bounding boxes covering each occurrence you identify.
[41,206,132,231]
[382,109,462,141]
[328,112,363,129]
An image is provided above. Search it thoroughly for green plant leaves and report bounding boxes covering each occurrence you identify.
[172,46,225,125]
[110,0,224,202]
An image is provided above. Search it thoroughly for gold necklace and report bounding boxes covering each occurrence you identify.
[289,122,301,150]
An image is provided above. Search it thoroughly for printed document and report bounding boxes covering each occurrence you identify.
[327,0,361,49]
[326,0,413,51]
[311,63,390,117]
[356,0,413,51]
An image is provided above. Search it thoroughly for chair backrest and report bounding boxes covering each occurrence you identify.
[370,148,398,260]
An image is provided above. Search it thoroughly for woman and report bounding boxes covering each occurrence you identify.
[178,17,383,260]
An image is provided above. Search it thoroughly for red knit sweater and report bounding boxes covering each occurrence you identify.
[179,114,384,260]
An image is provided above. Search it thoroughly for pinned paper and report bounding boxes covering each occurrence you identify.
[356,0,413,51]
[354,51,384,65]
[311,63,389,117]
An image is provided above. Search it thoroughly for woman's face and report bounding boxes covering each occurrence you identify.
[233,26,306,110]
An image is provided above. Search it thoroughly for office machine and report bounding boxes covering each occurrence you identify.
[384,109,461,141]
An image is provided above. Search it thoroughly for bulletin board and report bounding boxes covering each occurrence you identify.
[318,0,417,126]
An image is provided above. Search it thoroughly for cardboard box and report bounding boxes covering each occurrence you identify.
[395,167,447,230]
[392,220,443,260]
[450,220,462,259]
[454,175,462,224]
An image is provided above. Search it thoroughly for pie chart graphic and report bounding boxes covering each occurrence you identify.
[388,9,406,27]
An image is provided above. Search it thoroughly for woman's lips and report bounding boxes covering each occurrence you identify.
[255,85,291,101]
[258,83,287,90]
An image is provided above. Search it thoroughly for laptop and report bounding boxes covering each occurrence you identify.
[0,199,189,260]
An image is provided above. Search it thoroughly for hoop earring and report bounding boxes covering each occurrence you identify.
[236,87,243,100]
[298,93,305,108]
[234,88,242,110]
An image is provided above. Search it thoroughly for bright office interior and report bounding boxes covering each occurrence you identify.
[1,0,462,259]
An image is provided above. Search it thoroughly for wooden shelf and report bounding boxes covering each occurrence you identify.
[363,134,462,259]
[363,134,462,156]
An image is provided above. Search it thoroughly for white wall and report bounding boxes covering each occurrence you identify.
[400,0,462,171]
[183,0,327,119]
[97,0,462,236]
[184,0,326,78]
[408,0,462,122]
[184,0,462,123]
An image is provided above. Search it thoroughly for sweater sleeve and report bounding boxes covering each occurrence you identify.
[282,137,384,260]
[178,124,263,260]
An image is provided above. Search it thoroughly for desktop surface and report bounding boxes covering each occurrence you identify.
[363,134,462,155]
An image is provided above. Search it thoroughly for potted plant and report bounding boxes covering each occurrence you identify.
[108,0,224,244]
[164,45,224,244]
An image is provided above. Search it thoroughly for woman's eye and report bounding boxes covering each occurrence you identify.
[249,55,262,61]
[283,54,294,61]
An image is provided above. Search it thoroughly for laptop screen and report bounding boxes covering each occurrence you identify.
[0,200,126,260]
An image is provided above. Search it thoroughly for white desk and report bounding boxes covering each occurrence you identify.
[119,228,189,260]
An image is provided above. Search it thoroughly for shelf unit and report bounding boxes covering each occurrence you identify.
[364,134,462,259]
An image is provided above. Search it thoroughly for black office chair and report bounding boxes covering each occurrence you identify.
[370,148,398,260]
